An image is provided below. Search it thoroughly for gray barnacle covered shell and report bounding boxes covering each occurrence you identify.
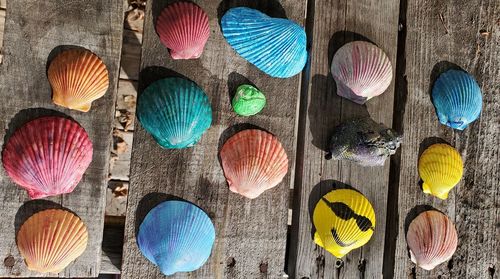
[325,117,401,166]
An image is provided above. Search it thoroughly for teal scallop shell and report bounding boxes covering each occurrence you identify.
[221,7,307,78]
[137,78,212,148]
[137,200,216,276]
[432,70,482,130]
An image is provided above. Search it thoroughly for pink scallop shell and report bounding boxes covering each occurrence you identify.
[156,2,210,60]
[331,41,393,104]
[220,129,288,199]
[2,116,93,199]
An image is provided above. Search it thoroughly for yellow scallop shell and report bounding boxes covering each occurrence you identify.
[418,143,463,199]
[313,188,376,258]
[48,48,109,112]
[16,209,88,273]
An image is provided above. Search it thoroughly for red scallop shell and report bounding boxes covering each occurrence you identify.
[2,116,93,199]
[156,2,210,60]
[220,129,289,199]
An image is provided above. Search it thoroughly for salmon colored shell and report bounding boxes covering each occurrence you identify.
[1,116,93,199]
[17,209,88,273]
[156,2,210,59]
[220,129,288,199]
[48,48,109,112]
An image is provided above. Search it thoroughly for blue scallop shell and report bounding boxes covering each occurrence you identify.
[432,70,482,130]
[221,7,307,78]
[137,200,216,276]
[137,78,212,148]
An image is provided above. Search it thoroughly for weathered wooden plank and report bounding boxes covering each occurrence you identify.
[0,9,5,64]
[114,79,137,131]
[0,0,5,9]
[391,0,499,278]
[288,0,400,278]
[109,130,133,181]
[100,221,125,274]
[119,29,142,81]
[122,1,306,278]
[0,0,123,277]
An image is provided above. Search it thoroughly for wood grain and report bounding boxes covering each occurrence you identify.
[391,0,499,278]
[119,29,142,81]
[0,9,4,64]
[0,0,123,277]
[121,1,306,278]
[288,0,400,278]
[0,0,5,9]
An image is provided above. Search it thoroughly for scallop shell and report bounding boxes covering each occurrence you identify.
[221,7,307,78]
[431,69,482,130]
[406,210,458,270]
[137,77,212,149]
[48,48,109,112]
[156,2,210,59]
[418,143,463,200]
[2,116,93,199]
[313,188,376,258]
[17,209,88,273]
[219,129,288,199]
[137,200,215,276]
[331,41,393,104]
[326,117,402,166]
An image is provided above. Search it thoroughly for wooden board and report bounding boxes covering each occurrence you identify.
[0,0,5,9]
[0,0,123,277]
[288,0,401,278]
[0,9,5,63]
[119,29,142,81]
[390,0,499,278]
[121,1,306,278]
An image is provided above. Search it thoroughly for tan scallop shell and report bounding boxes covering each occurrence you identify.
[406,210,458,270]
[16,209,88,273]
[48,48,109,112]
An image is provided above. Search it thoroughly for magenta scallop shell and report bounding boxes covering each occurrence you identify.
[331,41,393,104]
[2,116,93,199]
[156,2,210,60]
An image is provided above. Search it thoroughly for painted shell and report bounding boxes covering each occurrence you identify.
[156,2,210,59]
[221,7,307,78]
[313,188,376,258]
[326,117,402,166]
[48,48,109,112]
[418,143,463,200]
[219,129,288,199]
[232,84,266,116]
[331,41,393,104]
[137,200,215,276]
[17,209,88,273]
[406,210,458,270]
[432,69,482,130]
[137,77,212,149]
[2,116,93,199]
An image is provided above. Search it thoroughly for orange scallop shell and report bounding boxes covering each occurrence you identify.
[220,129,288,199]
[17,209,88,273]
[48,48,109,112]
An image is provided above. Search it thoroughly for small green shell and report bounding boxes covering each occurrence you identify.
[231,85,266,116]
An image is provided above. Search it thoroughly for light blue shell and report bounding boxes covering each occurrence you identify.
[137,78,212,148]
[221,7,307,78]
[137,200,216,276]
[432,70,482,130]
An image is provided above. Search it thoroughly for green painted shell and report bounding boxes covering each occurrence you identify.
[231,85,266,116]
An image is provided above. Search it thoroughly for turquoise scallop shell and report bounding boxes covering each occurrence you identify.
[137,78,212,148]
[432,70,482,130]
[137,200,216,276]
[221,7,307,78]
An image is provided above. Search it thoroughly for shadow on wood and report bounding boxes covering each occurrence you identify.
[138,66,190,95]
[308,74,370,151]
[226,72,258,105]
[217,0,287,28]
[2,108,74,152]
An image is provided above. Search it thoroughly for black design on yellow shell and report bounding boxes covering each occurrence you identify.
[331,228,357,247]
[321,197,374,232]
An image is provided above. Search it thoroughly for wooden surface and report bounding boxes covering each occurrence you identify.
[288,0,400,278]
[0,0,123,277]
[391,0,500,278]
[0,0,5,9]
[121,0,306,278]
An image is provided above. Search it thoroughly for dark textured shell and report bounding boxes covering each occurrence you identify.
[326,117,401,166]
